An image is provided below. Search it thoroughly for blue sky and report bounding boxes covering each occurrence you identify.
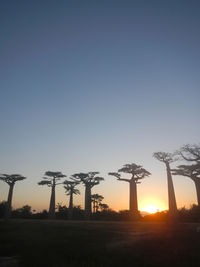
[0,0,200,211]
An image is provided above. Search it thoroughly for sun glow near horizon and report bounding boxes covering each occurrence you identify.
[139,198,167,214]
[140,205,162,214]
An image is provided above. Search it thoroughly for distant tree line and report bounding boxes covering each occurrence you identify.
[1,201,200,223]
[0,143,199,221]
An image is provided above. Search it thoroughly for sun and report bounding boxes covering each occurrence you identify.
[140,205,160,214]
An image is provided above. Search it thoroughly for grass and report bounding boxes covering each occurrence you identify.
[0,220,200,266]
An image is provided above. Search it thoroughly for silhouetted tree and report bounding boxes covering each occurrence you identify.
[172,144,200,206]
[0,201,7,218]
[12,205,32,219]
[63,180,80,219]
[153,152,177,218]
[38,171,66,219]
[99,203,109,211]
[109,163,151,215]
[91,194,104,213]
[72,172,104,218]
[177,144,200,162]
[0,174,26,220]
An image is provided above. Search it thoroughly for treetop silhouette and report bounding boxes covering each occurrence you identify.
[63,180,80,193]
[109,163,151,183]
[153,152,174,163]
[177,144,200,162]
[38,171,66,186]
[0,174,26,185]
[72,172,104,186]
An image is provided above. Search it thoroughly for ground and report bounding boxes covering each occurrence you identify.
[0,220,200,267]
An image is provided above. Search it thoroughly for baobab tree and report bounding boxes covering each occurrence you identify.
[172,144,200,206]
[38,171,66,219]
[72,172,104,217]
[0,174,26,220]
[109,163,151,215]
[63,180,80,219]
[91,194,104,213]
[153,152,177,218]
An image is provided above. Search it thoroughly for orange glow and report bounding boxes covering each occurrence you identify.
[140,205,161,214]
[139,198,167,214]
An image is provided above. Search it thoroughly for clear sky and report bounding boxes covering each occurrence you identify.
[0,0,199,212]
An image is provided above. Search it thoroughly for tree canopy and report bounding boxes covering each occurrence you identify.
[153,152,174,163]
[172,144,200,181]
[64,180,80,196]
[38,171,66,187]
[72,172,104,187]
[0,174,26,185]
[109,163,151,183]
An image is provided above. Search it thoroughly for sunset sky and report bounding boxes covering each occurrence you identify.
[0,1,199,212]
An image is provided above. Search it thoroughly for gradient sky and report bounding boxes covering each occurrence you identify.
[0,0,199,212]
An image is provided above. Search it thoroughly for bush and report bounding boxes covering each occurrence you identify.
[0,201,7,218]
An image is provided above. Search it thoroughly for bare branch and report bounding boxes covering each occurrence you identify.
[178,144,200,163]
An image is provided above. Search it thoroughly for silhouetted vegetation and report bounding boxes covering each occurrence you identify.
[153,152,178,219]
[38,171,66,219]
[109,163,151,216]
[91,193,104,213]
[0,143,200,221]
[63,179,80,219]
[0,201,7,218]
[72,172,104,218]
[2,202,200,222]
[0,174,26,220]
[172,144,200,206]
[143,205,200,223]
[11,205,32,219]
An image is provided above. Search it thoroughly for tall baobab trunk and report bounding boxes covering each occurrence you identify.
[130,179,138,213]
[5,183,14,220]
[85,185,91,218]
[193,178,200,207]
[69,191,73,210]
[166,162,177,217]
[68,191,73,219]
[48,179,55,219]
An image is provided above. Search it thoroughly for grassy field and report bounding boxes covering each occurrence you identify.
[0,220,200,267]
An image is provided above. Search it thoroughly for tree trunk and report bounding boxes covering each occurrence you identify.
[166,162,177,218]
[68,191,73,219]
[96,202,99,212]
[92,200,95,213]
[48,179,56,219]
[5,183,14,220]
[193,178,200,206]
[85,185,91,219]
[130,179,138,213]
